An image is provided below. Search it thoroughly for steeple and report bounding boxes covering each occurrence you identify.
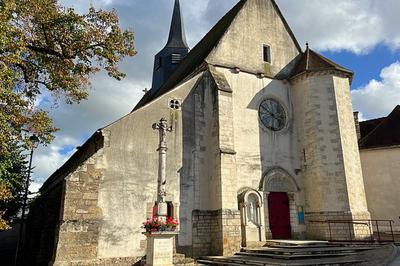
[151,0,190,92]
[166,0,189,48]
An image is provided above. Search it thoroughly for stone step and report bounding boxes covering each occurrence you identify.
[197,255,364,266]
[236,251,358,260]
[242,246,374,255]
[174,253,196,265]
[265,240,331,247]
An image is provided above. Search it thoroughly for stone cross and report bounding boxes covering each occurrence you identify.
[152,118,172,221]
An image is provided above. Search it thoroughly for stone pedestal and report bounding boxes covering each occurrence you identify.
[144,231,178,266]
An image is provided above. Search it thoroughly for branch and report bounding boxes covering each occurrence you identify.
[26,45,63,58]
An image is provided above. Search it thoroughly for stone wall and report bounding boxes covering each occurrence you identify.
[52,138,107,265]
[192,209,241,258]
[207,0,300,77]
[292,71,370,240]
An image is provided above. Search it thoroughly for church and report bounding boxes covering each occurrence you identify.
[21,0,400,265]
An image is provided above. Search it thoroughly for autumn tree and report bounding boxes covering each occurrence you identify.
[0,0,136,229]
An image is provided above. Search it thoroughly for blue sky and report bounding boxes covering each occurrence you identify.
[30,0,400,192]
[323,45,399,89]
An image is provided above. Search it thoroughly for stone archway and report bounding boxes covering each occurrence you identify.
[238,189,266,247]
[260,168,300,240]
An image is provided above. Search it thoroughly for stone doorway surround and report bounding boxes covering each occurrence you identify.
[260,167,304,240]
[238,188,266,247]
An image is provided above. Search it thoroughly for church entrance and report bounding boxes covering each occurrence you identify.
[268,192,291,239]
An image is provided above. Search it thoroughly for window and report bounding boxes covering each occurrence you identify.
[263,45,271,63]
[155,57,162,70]
[169,99,181,110]
[247,194,259,225]
[171,53,182,64]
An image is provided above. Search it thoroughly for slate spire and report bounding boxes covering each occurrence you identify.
[165,0,189,48]
[151,0,190,92]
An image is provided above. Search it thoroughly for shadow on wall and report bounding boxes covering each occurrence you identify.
[178,78,197,256]
[247,79,296,179]
[0,222,19,266]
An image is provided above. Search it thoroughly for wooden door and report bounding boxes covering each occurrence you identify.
[268,192,291,239]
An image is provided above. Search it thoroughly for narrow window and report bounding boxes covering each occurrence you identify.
[263,45,271,63]
[171,53,182,64]
[155,57,162,70]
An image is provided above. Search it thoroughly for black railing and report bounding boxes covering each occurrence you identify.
[310,219,396,243]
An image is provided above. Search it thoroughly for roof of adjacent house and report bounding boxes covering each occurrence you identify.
[290,45,354,81]
[359,105,400,149]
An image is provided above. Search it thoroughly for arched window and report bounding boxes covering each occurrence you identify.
[247,193,259,225]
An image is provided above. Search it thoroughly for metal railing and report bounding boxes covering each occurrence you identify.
[309,219,396,243]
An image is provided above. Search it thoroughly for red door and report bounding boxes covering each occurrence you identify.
[268,192,291,239]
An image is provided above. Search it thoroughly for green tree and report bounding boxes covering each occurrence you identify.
[0,0,136,228]
[0,141,27,231]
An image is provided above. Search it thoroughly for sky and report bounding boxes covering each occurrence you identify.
[30,0,400,192]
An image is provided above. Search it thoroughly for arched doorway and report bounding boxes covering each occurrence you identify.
[238,189,266,246]
[261,168,300,240]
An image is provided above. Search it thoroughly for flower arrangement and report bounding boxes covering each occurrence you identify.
[143,217,179,233]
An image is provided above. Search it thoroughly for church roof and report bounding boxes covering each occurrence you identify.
[133,0,301,112]
[133,0,247,111]
[165,0,189,48]
[290,46,354,81]
[359,105,400,149]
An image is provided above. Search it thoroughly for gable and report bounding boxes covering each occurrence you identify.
[206,0,302,78]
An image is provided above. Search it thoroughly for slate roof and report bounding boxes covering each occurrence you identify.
[290,46,354,81]
[165,0,189,48]
[359,105,400,149]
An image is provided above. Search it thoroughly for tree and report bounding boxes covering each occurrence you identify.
[0,0,136,228]
[0,141,27,231]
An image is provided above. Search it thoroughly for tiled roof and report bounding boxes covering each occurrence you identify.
[359,105,400,149]
[290,46,353,81]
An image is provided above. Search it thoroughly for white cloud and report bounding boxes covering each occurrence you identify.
[352,62,400,119]
[278,0,400,53]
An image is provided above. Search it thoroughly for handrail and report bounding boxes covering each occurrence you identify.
[309,219,396,243]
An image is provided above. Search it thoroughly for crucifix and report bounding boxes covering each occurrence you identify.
[143,88,149,94]
[152,118,173,221]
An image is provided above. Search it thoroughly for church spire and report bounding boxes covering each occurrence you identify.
[165,0,188,48]
[150,0,190,92]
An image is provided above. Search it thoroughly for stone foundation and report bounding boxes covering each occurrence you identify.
[192,209,241,258]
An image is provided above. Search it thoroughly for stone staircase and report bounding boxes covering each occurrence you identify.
[196,240,380,265]
[174,253,197,265]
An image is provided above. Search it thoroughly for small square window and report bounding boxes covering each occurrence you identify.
[263,45,271,63]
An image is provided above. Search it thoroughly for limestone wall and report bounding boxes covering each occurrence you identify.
[291,72,370,239]
[361,147,400,231]
[206,0,300,77]
[333,76,369,214]
[95,74,204,259]
[214,67,305,239]
[49,73,206,264]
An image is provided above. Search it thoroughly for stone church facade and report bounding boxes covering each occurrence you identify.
[21,0,397,265]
